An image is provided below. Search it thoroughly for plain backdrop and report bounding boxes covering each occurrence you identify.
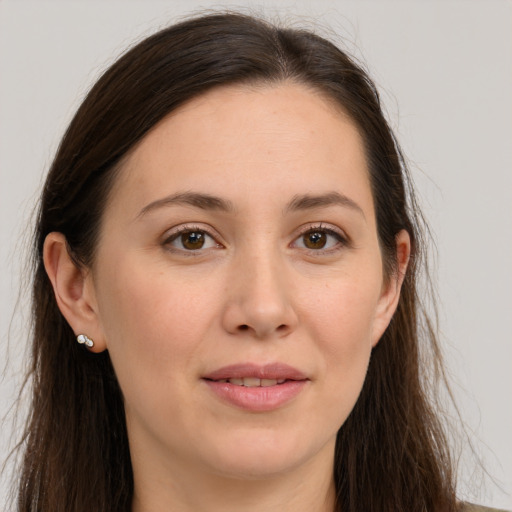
[1,0,511,509]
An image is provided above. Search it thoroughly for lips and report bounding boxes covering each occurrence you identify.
[202,363,309,412]
[214,377,286,387]
[203,362,308,382]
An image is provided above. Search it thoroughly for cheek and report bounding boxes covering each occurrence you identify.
[94,256,220,392]
[302,272,381,413]
[306,273,381,353]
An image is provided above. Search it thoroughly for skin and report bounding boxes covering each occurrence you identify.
[44,82,410,512]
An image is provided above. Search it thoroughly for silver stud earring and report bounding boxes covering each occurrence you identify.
[77,334,94,348]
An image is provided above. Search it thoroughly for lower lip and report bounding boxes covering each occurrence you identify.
[203,379,308,412]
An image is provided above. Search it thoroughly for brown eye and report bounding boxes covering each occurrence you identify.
[181,231,205,250]
[165,228,219,252]
[303,231,327,249]
[292,226,346,252]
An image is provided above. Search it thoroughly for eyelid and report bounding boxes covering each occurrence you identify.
[162,223,224,253]
[161,221,350,255]
[291,222,350,252]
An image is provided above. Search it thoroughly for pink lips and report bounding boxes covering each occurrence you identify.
[202,363,309,412]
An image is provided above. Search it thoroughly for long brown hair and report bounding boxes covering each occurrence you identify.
[16,12,457,511]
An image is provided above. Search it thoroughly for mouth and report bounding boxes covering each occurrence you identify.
[202,362,308,383]
[202,363,309,412]
[206,377,288,387]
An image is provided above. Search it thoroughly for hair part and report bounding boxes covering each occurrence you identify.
[17,11,457,511]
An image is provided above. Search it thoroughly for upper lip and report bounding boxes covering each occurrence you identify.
[203,363,308,381]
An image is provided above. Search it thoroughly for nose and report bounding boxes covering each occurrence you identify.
[221,251,298,340]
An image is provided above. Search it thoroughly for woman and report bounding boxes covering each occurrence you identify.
[12,11,506,512]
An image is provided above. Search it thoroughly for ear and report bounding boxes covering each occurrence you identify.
[371,229,411,347]
[43,232,107,352]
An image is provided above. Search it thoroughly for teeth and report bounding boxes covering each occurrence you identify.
[243,377,261,387]
[220,378,283,387]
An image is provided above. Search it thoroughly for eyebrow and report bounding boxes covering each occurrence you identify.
[284,191,365,218]
[137,191,235,219]
[137,190,364,220]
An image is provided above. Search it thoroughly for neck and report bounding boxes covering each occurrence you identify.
[131,440,337,512]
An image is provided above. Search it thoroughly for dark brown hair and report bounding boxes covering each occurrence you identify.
[17,12,457,511]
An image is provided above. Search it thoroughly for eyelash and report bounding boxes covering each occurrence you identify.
[162,223,349,255]
[291,223,349,254]
[163,225,222,255]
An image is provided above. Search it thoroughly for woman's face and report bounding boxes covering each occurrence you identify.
[87,83,406,481]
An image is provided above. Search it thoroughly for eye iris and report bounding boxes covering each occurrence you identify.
[304,231,327,249]
[181,231,205,250]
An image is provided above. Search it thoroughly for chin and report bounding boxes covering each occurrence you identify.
[211,454,305,481]
[200,426,332,480]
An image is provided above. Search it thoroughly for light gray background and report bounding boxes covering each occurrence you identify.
[1,0,511,509]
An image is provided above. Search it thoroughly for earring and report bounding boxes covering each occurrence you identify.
[77,334,94,348]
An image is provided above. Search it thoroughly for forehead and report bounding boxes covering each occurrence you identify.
[107,82,374,219]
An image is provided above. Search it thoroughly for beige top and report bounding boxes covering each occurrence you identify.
[462,504,510,512]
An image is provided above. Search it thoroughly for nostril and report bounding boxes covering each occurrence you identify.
[239,325,249,331]
[276,324,288,332]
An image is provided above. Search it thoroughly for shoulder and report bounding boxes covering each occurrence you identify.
[460,503,511,512]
